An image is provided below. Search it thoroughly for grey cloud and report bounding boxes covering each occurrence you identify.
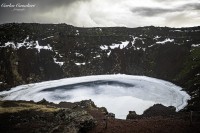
[153,0,183,3]
[164,12,197,27]
[0,0,91,12]
[131,7,173,16]
[131,2,200,17]
[0,0,91,24]
[0,0,199,27]
[181,3,200,10]
[33,0,91,12]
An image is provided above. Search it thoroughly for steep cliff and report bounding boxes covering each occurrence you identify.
[0,23,200,110]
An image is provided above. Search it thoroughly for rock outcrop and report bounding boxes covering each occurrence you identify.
[126,104,177,120]
[0,100,96,133]
[126,111,137,120]
[142,104,176,117]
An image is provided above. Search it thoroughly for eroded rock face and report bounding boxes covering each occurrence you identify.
[142,104,176,117]
[126,111,137,120]
[54,109,95,133]
[0,101,96,133]
[126,104,177,120]
[0,23,200,111]
[76,99,97,109]
[105,113,115,119]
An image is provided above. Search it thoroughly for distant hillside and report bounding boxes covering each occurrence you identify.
[0,23,199,110]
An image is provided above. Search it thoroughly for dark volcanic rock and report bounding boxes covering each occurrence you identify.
[142,104,176,117]
[0,101,96,133]
[126,104,176,120]
[107,113,115,119]
[76,99,97,109]
[126,111,137,120]
[0,23,200,111]
[126,104,178,120]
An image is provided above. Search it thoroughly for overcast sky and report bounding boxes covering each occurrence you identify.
[0,0,200,27]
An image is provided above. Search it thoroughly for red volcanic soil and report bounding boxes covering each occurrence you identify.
[88,117,200,133]
[86,104,200,133]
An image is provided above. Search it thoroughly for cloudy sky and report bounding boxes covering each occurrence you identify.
[0,0,200,27]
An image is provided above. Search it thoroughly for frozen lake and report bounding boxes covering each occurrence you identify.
[0,74,190,119]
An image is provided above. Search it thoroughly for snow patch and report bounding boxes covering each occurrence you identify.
[58,54,63,58]
[75,62,86,66]
[75,52,84,57]
[110,41,129,49]
[100,36,146,52]
[42,36,54,40]
[142,48,146,51]
[153,36,161,40]
[0,36,53,52]
[75,30,79,36]
[191,44,200,47]
[35,41,52,52]
[100,41,129,50]
[107,51,111,56]
[93,55,101,59]
[129,36,146,51]
[100,45,109,50]
[1,42,16,49]
[156,38,174,44]
[132,36,138,45]
[170,30,182,32]
[53,58,64,66]
[174,30,182,32]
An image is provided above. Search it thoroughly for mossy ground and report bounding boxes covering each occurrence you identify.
[0,101,60,114]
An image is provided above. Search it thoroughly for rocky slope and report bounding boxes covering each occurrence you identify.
[0,23,200,110]
[0,100,97,133]
[1,100,200,133]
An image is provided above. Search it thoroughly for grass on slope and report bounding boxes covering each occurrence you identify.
[0,101,60,114]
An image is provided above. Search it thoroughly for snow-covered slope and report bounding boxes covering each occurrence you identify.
[0,74,190,119]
